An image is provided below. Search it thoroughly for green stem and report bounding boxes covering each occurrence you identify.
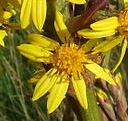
[80,87,101,121]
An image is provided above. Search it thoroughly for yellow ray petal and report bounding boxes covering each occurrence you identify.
[3,11,12,19]
[17,44,52,58]
[54,21,66,43]
[28,70,44,83]
[32,68,57,101]
[66,0,86,4]
[47,73,69,113]
[90,17,119,31]
[112,39,127,73]
[78,29,116,39]
[82,39,99,53]
[85,63,116,85]
[20,0,32,28]
[54,11,70,43]
[32,0,46,31]
[0,30,7,46]
[28,69,46,83]
[55,11,67,32]
[71,76,88,109]
[92,36,123,54]
[115,72,122,84]
[94,87,108,101]
[20,51,50,62]
[31,0,38,29]
[36,0,46,31]
[27,34,59,49]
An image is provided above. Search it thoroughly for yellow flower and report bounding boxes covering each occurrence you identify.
[17,11,116,113]
[0,1,16,46]
[78,6,128,39]
[78,6,128,72]
[20,0,47,31]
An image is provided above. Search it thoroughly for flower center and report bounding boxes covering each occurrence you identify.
[118,7,128,39]
[51,44,86,75]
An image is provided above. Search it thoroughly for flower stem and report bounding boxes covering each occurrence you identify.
[80,87,102,121]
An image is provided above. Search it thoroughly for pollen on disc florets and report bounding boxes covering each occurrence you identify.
[118,7,128,39]
[50,44,87,75]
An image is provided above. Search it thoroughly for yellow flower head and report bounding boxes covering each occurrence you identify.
[17,11,116,113]
[117,7,128,39]
[78,5,128,40]
[51,43,86,76]
[77,5,128,72]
